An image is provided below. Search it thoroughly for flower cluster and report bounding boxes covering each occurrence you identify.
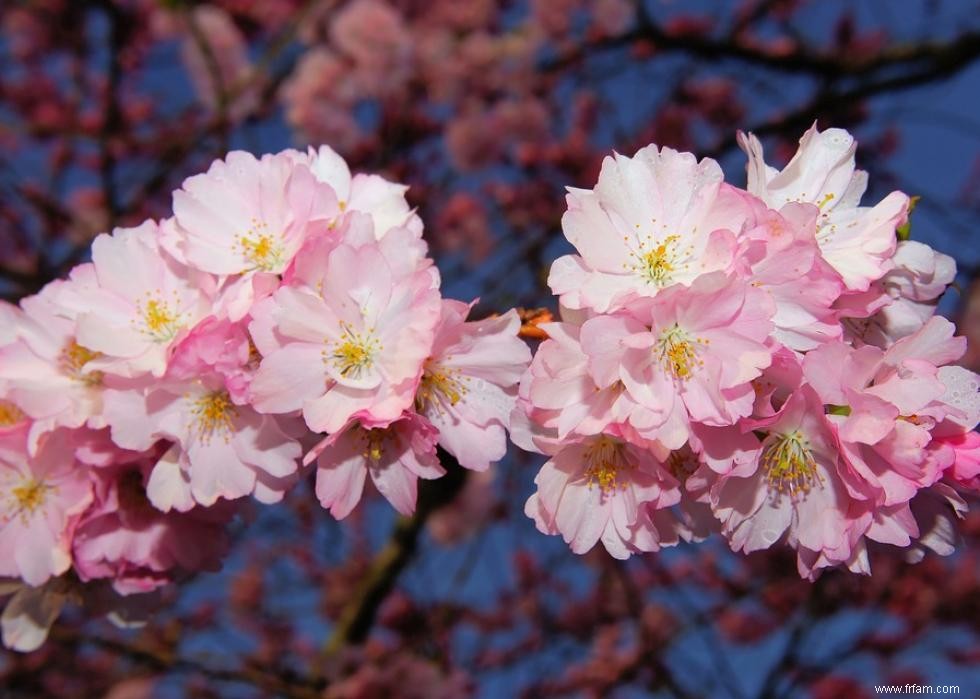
[0,146,531,650]
[516,124,978,577]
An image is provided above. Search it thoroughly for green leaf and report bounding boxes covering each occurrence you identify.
[896,195,921,241]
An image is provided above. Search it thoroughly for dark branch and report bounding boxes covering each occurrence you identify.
[704,31,980,159]
[320,448,468,658]
[545,3,980,80]
[49,627,323,699]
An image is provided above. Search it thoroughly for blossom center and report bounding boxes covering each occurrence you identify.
[11,478,51,515]
[191,390,237,443]
[327,323,381,380]
[0,400,25,427]
[135,293,183,342]
[356,426,389,462]
[762,430,820,496]
[657,324,705,380]
[237,219,284,271]
[583,436,627,494]
[642,234,680,285]
[59,339,104,386]
[415,362,468,412]
[626,233,693,287]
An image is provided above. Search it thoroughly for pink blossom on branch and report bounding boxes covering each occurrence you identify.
[549,145,740,313]
[171,150,338,277]
[101,363,302,511]
[525,431,681,559]
[739,123,909,291]
[0,429,93,586]
[0,138,538,650]
[578,272,774,443]
[0,121,974,655]
[415,301,531,472]
[249,240,441,433]
[72,460,236,595]
[516,126,977,579]
[0,280,107,449]
[53,221,215,378]
[308,412,445,519]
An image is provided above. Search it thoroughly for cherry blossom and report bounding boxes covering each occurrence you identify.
[308,412,445,518]
[0,429,93,586]
[525,431,681,558]
[171,150,338,276]
[0,125,974,657]
[549,145,740,313]
[516,129,976,579]
[0,281,106,448]
[415,301,530,471]
[739,123,909,291]
[54,222,214,378]
[578,272,774,442]
[249,240,440,433]
[101,326,302,510]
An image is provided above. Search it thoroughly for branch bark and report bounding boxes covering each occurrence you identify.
[545,3,979,83]
[704,33,980,159]
[319,448,468,659]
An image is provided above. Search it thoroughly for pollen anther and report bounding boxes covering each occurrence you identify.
[657,324,705,380]
[762,430,821,496]
[191,390,238,443]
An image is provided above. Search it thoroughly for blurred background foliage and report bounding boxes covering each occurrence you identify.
[0,1,978,697]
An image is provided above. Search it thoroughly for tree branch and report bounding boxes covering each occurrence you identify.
[704,32,980,159]
[48,627,323,699]
[545,3,979,83]
[320,448,468,659]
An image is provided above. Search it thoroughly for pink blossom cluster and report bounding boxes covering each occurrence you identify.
[0,146,531,650]
[516,124,979,578]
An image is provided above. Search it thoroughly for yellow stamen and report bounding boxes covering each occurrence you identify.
[415,361,468,412]
[583,436,628,494]
[623,230,696,287]
[640,234,680,285]
[335,343,370,374]
[325,322,381,380]
[135,293,183,342]
[237,219,284,271]
[0,400,25,427]
[817,192,835,209]
[357,427,388,461]
[11,479,51,515]
[59,340,104,386]
[145,300,175,333]
[762,430,821,496]
[191,390,237,443]
[657,324,706,380]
